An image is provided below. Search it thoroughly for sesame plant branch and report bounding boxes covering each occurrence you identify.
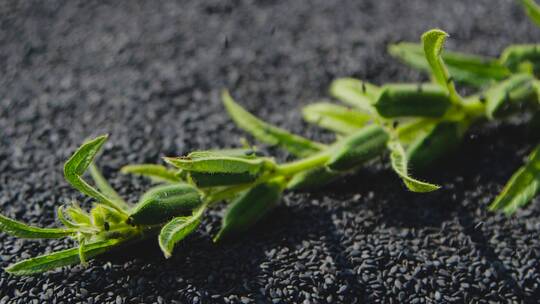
[1,12,540,275]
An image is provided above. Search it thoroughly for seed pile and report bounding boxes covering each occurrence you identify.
[1,0,539,303]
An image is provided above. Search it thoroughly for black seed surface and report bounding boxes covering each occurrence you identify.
[1,0,540,303]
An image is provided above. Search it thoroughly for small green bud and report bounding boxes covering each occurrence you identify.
[91,204,125,228]
[129,184,203,225]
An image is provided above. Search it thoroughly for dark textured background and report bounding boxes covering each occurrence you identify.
[1,0,539,303]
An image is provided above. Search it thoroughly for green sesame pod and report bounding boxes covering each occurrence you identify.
[287,167,341,190]
[374,83,452,118]
[326,125,389,171]
[406,121,465,172]
[130,184,202,225]
[189,171,260,188]
[214,180,284,242]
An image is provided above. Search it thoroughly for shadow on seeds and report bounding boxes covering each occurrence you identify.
[81,121,534,300]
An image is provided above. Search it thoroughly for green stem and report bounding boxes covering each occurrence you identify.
[204,183,254,205]
[460,95,487,120]
[276,151,332,176]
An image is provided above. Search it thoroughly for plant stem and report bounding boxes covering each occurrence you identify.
[276,150,332,176]
[460,96,486,120]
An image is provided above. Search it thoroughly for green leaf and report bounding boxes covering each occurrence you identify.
[302,102,370,134]
[66,205,92,226]
[5,239,120,275]
[520,0,540,27]
[89,163,127,207]
[329,78,380,113]
[0,214,76,239]
[56,206,81,229]
[489,145,540,215]
[158,208,203,258]
[214,180,284,242]
[387,140,440,193]
[421,29,461,103]
[388,42,509,87]
[287,166,342,190]
[406,121,465,172]
[395,119,437,145]
[484,73,535,119]
[63,135,129,211]
[121,164,181,183]
[187,149,259,159]
[164,154,270,176]
[222,90,325,157]
[499,44,540,75]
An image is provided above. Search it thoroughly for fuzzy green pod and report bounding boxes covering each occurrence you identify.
[373,83,452,118]
[129,184,202,225]
[406,121,465,172]
[287,167,341,190]
[327,125,389,171]
[189,171,260,188]
[214,180,284,242]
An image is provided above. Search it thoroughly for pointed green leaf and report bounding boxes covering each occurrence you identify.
[406,121,465,172]
[64,135,129,211]
[388,140,440,193]
[395,119,437,144]
[329,78,379,113]
[421,29,461,103]
[0,214,75,239]
[500,44,540,75]
[302,102,370,134]
[5,239,120,275]
[520,0,540,27]
[489,145,540,215]
[222,90,324,157]
[287,166,342,190]
[121,164,182,183]
[164,150,273,175]
[388,42,509,87]
[89,163,127,207]
[66,205,92,226]
[484,74,535,119]
[56,206,81,229]
[158,208,203,258]
[214,180,283,242]
[187,149,259,159]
